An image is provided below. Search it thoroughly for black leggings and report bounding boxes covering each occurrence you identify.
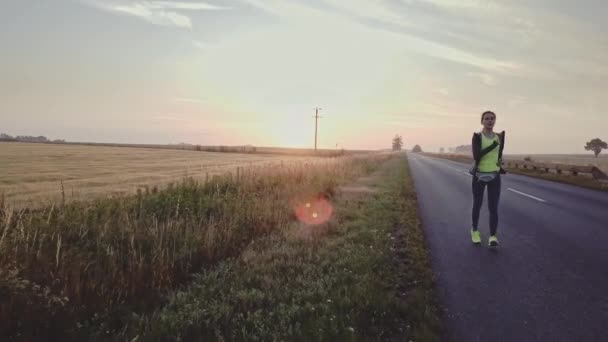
[472,174,501,235]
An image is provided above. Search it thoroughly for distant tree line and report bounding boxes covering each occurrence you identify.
[0,133,65,143]
[444,138,606,157]
[392,135,403,151]
[450,144,472,154]
[195,144,257,154]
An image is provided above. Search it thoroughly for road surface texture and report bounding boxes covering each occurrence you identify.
[407,153,608,342]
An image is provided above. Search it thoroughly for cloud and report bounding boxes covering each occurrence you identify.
[468,72,496,86]
[81,1,231,28]
[327,1,574,81]
[192,40,209,50]
[172,97,206,103]
[152,114,194,122]
[507,95,526,107]
[112,3,192,27]
[420,0,504,10]
[239,0,517,73]
[145,1,231,10]
[320,0,405,25]
[481,73,495,85]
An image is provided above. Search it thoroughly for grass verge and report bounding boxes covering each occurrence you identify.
[503,168,608,192]
[113,155,442,341]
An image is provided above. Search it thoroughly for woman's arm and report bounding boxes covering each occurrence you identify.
[498,131,505,161]
[472,133,480,162]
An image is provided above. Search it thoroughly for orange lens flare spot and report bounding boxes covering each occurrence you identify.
[293,196,333,225]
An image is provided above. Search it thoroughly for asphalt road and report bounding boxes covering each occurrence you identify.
[407,153,608,342]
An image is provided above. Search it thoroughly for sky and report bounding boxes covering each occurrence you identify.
[1,0,607,154]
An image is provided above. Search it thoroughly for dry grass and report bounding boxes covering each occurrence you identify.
[0,142,344,208]
[50,141,370,156]
[422,152,608,173]
[505,154,608,173]
[0,151,392,340]
[128,155,441,342]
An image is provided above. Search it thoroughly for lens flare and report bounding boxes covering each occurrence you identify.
[293,193,333,225]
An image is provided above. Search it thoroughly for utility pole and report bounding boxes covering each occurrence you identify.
[313,107,322,152]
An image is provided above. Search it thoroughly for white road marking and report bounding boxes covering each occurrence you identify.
[419,154,550,203]
[437,161,471,176]
[507,188,547,203]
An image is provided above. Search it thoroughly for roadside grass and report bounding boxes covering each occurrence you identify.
[0,155,387,340]
[114,155,442,342]
[1,154,442,341]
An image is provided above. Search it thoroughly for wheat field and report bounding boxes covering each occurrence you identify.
[0,143,392,340]
[0,142,332,207]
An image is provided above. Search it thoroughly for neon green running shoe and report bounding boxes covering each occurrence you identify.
[489,235,499,247]
[471,230,481,244]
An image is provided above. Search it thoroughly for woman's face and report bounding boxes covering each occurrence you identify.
[482,113,496,130]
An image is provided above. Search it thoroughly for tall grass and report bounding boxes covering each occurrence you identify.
[0,154,390,339]
[115,155,441,342]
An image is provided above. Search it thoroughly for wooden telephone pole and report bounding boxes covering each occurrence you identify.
[313,107,322,151]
